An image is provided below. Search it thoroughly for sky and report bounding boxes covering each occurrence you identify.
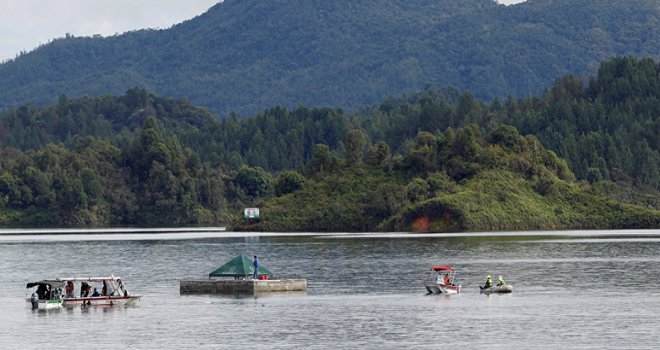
[0,0,526,62]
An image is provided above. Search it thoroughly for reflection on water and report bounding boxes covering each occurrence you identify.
[1,229,659,349]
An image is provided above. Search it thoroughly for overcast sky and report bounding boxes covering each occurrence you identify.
[0,0,526,62]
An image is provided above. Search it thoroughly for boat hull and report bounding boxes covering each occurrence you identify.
[480,285,513,294]
[26,298,63,310]
[426,283,461,294]
[63,295,141,307]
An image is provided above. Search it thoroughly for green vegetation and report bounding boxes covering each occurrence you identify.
[0,0,658,115]
[232,125,659,232]
[0,57,658,230]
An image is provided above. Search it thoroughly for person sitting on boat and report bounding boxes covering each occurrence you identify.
[484,275,493,289]
[91,288,100,297]
[443,274,453,285]
[496,276,505,286]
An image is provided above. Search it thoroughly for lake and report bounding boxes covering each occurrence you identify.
[1,229,659,349]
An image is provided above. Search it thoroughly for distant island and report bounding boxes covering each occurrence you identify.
[0,57,657,231]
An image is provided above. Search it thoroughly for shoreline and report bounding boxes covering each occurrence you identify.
[0,228,659,243]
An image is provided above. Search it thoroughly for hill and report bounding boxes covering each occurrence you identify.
[0,0,658,115]
[0,59,658,229]
[229,125,660,232]
[1,57,658,192]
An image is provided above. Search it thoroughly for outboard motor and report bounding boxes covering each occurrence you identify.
[30,293,39,310]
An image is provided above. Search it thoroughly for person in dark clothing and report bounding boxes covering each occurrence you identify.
[36,284,47,300]
[253,255,259,280]
[81,282,91,297]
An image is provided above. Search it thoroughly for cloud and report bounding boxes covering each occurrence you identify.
[0,0,219,61]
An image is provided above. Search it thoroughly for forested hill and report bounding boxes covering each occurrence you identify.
[0,0,658,115]
[0,57,659,229]
[1,57,659,192]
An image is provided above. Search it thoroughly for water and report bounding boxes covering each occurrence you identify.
[1,229,660,349]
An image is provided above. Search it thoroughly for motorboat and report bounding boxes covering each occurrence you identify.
[480,284,513,294]
[27,276,140,308]
[425,265,461,294]
[25,281,64,310]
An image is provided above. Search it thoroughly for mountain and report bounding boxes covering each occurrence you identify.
[0,0,658,115]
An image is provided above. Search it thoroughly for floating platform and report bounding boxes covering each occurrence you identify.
[179,279,307,295]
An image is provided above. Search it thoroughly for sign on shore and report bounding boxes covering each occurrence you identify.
[244,208,260,219]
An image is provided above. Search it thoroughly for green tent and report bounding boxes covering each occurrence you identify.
[209,255,273,279]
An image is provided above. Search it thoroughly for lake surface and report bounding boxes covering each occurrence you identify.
[1,229,660,349]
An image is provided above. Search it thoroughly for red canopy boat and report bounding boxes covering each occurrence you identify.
[425,266,462,294]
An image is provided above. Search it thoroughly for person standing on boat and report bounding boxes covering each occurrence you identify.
[253,255,259,280]
[497,276,505,286]
[484,275,493,288]
[65,281,74,298]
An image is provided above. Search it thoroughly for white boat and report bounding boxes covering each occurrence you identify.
[479,284,513,294]
[27,276,140,308]
[25,281,64,310]
[425,266,462,294]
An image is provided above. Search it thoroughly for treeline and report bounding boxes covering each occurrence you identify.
[232,124,658,232]
[0,57,658,227]
[185,57,660,191]
[0,58,658,192]
[0,118,231,226]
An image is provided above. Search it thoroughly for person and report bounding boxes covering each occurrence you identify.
[30,293,39,309]
[443,274,452,285]
[103,280,114,296]
[253,255,259,280]
[484,275,493,289]
[36,284,47,300]
[91,288,100,297]
[80,282,92,298]
[497,276,505,286]
[65,281,74,298]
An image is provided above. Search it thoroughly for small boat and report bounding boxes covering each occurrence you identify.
[425,265,462,294]
[479,284,513,294]
[25,281,64,310]
[61,276,141,307]
[27,276,141,308]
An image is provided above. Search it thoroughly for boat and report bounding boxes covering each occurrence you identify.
[27,276,141,308]
[25,281,64,310]
[479,284,513,294]
[425,265,462,294]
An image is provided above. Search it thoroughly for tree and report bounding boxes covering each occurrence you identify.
[367,141,391,167]
[234,165,272,198]
[344,129,367,167]
[307,144,340,175]
[274,171,305,196]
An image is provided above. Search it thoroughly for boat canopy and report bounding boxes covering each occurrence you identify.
[55,276,122,282]
[26,280,65,289]
[432,266,454,271]
[209,254,273,278]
